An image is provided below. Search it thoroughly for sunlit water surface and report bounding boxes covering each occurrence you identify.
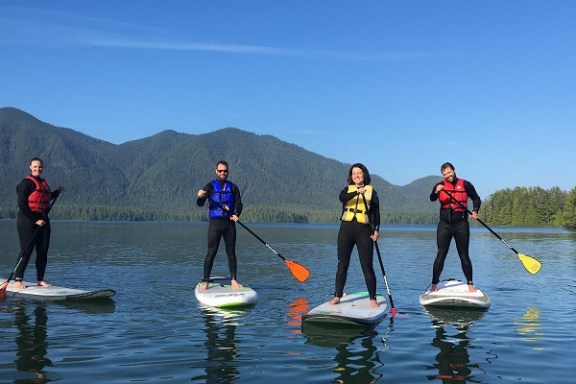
[1,221,575,383]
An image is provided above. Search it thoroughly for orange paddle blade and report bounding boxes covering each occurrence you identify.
[285,260,310,282]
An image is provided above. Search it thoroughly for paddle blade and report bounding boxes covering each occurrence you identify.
[518,253,542,275]
[0,281,8,300]
[285,260,310,282]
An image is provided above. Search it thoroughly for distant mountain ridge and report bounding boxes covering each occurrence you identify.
[0,107,439,223]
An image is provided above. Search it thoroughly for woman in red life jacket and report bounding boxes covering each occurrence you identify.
[429,162,481,293]
[14,157,64,290]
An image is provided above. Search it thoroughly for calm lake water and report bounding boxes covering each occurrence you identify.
[0,220,575,383]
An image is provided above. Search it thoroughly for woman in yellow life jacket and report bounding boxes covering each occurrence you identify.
[329,163,381,309]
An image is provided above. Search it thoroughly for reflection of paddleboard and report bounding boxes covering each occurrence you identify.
[4,281,115,302]
[194,282,257,308]
[424,307,486,328]
[302,321,376,347]
[419,279,490,309]
[302,292,388,326]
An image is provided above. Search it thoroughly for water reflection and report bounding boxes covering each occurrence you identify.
[515,307,543,347]
[14,303,52,383]
[424,308,487,383]
[59,298,116,314]
[286,297,309,334]
[302,321,385,383]
[192,305,246,383]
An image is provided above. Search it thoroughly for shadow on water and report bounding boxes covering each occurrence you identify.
[423,307,490,383]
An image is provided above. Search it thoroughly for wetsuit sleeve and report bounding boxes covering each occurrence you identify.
[232,183,243,217]
[430,183,442,202]
[16,178,39,222]
[51,189,62,201]
[370,190,381,231]
[465,181,481,212]
[339,187,356,203]
[196,182,213,207]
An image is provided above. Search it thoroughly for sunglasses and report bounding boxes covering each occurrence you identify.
[216,169,229,173]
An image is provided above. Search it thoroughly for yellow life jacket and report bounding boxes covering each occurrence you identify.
[341,185,373,224]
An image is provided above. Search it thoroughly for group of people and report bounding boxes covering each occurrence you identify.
[193,159,482,304]
[11,158,481,302]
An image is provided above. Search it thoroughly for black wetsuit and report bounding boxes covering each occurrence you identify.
[429,178,481,285]
[197,180,243,282]
[334,186,380,300]
[15,176,61,282]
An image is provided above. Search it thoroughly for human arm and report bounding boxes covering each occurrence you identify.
[196,182,213,207]
[16,179,42,223]
[464,180,481,219]
[430,182,443,202]
[232,183,243,218]
[369,190,380,241]
[51,185,64,199]
[339,186,357,203]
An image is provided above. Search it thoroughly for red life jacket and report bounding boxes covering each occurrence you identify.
[438,178,467,211]
[26,176,52,214]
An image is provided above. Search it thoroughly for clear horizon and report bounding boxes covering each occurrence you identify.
[2,1,574,197]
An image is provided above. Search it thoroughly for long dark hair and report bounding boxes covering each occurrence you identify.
[347,163,371,185]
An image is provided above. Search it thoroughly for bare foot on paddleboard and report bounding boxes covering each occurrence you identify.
[38,281,51,288]
[468,284,476,292]
[370,299,379,309]
[430,284,438,292]
[13,281,26,290]
[198,282,209,291]
[329,297,340,305]
[231,280,243,288]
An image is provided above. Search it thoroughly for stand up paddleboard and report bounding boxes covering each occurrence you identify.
[302,292,388,326]
[4,281,115,302]
[194,282,258,308]
[419,279,490,309]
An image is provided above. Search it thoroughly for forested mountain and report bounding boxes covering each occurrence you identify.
[0,107,439,223]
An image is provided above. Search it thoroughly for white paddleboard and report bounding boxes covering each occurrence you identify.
[302,292,388,326]
[419,279,490,309]
[4,281,115,302]
[194,282,258,308]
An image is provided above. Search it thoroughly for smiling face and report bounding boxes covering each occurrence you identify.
[351,166,365,186]
[215,163,229,182]
[441,166,455,183]
[29,159,44,177]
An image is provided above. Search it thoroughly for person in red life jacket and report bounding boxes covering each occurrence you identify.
[14,157,64,290]
[429,162,481,293]
[329,163,381,309]
[196,160,243,290]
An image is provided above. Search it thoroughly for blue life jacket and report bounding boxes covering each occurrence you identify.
[209,180,235,219]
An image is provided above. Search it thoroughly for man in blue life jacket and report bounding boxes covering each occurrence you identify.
[196,160,243,290]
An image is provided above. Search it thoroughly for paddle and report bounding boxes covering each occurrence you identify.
[0,193,61,300]
[209,199,310,282]
[360,193,397,316]
[442,189,541,275]
[374,241,397,317]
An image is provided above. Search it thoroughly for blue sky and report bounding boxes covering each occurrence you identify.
[1,1,575,198]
